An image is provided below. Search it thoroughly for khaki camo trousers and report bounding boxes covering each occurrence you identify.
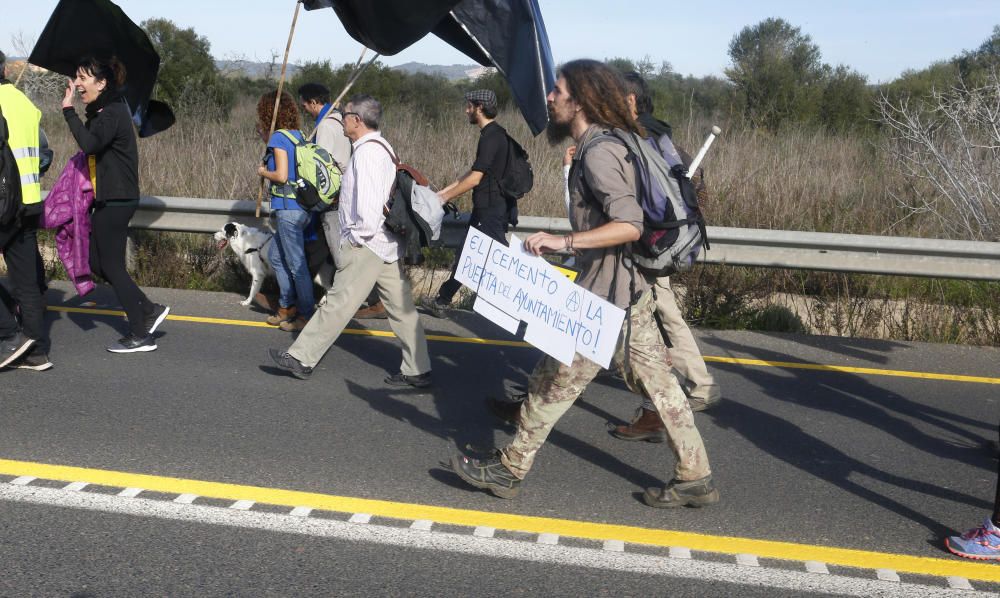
[500,290,712,482]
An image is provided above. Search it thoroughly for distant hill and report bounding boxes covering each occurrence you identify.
[391,62,494,81]
[213,59,491,82]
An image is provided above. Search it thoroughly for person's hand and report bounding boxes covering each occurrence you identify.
[436,191,448,206]
[562,145,576,167]
[256,165,268,178]
[523,231,568,256]
[61,78,75,109]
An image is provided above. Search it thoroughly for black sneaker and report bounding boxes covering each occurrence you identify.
[106,334,157,353]
[451,451,521,499]
[418,297,449,319]
[643,476,720,508]
[487,397,522,425]
[0,332,37,368]
[15,352,53,371]
[267,348,313,380]
[145,304,170,335]
[385,371,432,388]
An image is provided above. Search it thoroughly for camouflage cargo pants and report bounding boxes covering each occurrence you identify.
[500,290,712,482]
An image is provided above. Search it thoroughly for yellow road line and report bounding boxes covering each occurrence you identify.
[48,305,1000,384]
[1,458,997,582]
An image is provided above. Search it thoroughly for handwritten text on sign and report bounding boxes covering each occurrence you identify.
[454,227,625,368]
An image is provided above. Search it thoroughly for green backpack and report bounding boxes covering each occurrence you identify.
[277,129,342,212]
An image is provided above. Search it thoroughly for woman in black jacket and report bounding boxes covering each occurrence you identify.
[61,56,168,353]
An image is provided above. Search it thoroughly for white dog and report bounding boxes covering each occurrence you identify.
[214,222,275,306]
[214,221,336,307]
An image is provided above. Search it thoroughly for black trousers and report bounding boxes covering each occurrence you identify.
[0,215,49,353]
[437,208,509,303]
[90,204,153,337]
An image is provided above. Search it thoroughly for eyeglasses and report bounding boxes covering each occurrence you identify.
[342,111,360,120]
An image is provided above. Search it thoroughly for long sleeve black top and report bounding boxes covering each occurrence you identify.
[63,98,139,205]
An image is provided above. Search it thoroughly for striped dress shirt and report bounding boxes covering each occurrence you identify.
[338,131,401,262]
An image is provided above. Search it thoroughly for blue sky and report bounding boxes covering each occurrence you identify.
[2,0,998,83]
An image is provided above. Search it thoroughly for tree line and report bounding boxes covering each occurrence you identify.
[140,17,1000,132]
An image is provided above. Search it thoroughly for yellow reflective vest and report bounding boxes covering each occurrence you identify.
[0,83,42,207]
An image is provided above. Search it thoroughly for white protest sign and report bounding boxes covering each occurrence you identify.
[455,227,625,368]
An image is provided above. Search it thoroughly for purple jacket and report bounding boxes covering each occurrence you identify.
[43,152,94,296]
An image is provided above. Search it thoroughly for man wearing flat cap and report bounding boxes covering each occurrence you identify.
[421,89,512,318]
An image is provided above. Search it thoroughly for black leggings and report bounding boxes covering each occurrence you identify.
[90,204,152,337]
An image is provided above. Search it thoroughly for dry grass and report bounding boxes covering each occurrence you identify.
[31,99,1000,346]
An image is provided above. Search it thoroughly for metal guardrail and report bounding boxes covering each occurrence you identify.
[123,195,1000,282]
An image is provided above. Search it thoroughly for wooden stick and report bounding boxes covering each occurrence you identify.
[13,61,28,87]
[256,0,302,218]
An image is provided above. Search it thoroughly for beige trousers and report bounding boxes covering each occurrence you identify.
[638,276,719,411]
[288,243,430,375]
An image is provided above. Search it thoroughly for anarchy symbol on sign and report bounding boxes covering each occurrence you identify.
[565,291,581,312]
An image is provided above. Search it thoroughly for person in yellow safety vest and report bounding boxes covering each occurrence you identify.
[0,49,52,371]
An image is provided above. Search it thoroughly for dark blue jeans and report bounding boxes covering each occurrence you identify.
[269,209,315,318]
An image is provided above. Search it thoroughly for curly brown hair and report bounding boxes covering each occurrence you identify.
[256,90,301,134]
[559,59,642,136]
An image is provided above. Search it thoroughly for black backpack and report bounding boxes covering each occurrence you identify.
[497,134,533,225]
[0,107,21,227]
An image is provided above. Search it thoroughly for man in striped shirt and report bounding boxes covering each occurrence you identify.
[267,94,432,387]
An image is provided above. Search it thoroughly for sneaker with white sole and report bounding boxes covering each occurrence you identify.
[15,352,53,371]
[0,332,37,368]
[145,304,170,335]
[107,334,157,353]
[946,518,1000,561]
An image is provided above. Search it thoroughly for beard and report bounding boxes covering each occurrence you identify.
[468,112,478,125]
[546,117,572,145]
[546,104,573,145]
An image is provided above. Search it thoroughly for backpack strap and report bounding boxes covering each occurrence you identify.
[276,129,302,146]
[361,137,400,165]
[306,109,345,142]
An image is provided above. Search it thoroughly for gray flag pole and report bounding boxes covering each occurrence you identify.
[256,0,303,218]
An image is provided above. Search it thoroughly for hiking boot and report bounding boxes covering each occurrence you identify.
[610,408,667,443]
[145,304,170,335]
[266,306,297,326]
[688,394,721,412]
[0,332,36,368]
[487,397,522,425]
[451,451,521,499]
[353,302,388,319]
[946,518,1000,561]
[279,315,308,332]
[418,296,449,319]
[14,352,53,371]
[385,371,432,388]
[643,476,720,508]
[107,334,157,353]
[267,348,313,380]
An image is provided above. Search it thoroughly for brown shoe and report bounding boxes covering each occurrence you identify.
[279,315,308,332]
[254,292,280,312]
[266,306,297,326]
[610,408,667,443]
[354,302,387,319]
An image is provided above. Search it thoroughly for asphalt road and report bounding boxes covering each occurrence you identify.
[1,281,997,596]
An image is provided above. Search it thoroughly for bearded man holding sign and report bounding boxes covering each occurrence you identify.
[451,60,718,508]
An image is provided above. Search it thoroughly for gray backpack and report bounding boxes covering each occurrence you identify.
[580,128,707,277]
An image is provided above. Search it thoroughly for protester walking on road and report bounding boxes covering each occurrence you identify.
[420,89,513,319]
[256,90,315,333]
[945,422,1000,560]
[267,94,432,388]
[451,60,718,507]
[297,82,385,321]
[62,55,168,354]
[0,50,52,370]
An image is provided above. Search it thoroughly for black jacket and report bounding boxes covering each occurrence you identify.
[63,93,139,204]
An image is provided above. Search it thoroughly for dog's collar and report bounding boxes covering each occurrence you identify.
[244,233,274,255]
